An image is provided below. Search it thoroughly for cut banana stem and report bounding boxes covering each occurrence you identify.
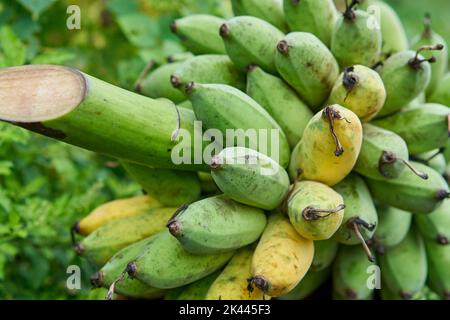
[351,219,376,262]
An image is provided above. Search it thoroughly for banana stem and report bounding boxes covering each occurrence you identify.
[343,0,360,20]
[70,222,79,246]
[302,204,346,221]
[398,159,429,180]
[323,106,346,157]
[133,59,155,93]
[410,44,444,69]
[106,268,128,300]
[350,219,375,262]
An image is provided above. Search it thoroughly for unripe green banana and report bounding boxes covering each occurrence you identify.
[140,62,185,103]
[275,32,339,110]
[121,161,201,207]
[425,239,450,300]
[74,207,176,267]
[373,103,450,155]
[311,239,339,272]
[366,161,450,214]
[332,174,378,262]
[186,83,291,168]
[327,65,386,122]
[379,228,427,300]
[332,245,375,300]
[210,147,290,210]
[170,55,246,92]
[127,230,234,289]
[283,0,337,47]
[354,124,429,181]
[246,65,313,148]
[178,100,193,110]
[287,181,345,240]
[445,140,450,162]
[170,15,226,55]
[415,199,450,245]
[277,267,331,300]
[231,0,288,32]
[172,271,221,300]
[197,172,220,196]
[429,72,450,106]
[414,149,447,175]
[166,52,195,63]
[411,14,448,97]
[167,195,267,254]
[380,282,440,300]
[289,105,363,186]
[331,1,382,68]
[219,16,284,73]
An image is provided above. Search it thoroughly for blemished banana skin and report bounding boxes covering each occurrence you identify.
[287,181,345,240]
[379,228,427,300]
[373,103,450,155]
[210,147,290,210]
[167,195,267,255]
[415,149,447,175]
[429,72,450,106]
[277,267,331,300]
[170,55,246,92]
[283,0,337,47]
[310,239,339,272]
[206,246,266,300]
[246,65,313,148]
[289,105,363,186]
[74,195,162,236]
[425,239,450,300]
[231,0,288,32]
[186,83,291,168]
[415,199,450,245]
[219,16,285,74]
[171,271,221,300]
[249,213,314,297]
[332,245,375,300]
[74,207,177,267]
[330,2,382,68]
[275,32,340,110]
[327,65,386,122]
[170,15,226,55]
[127,230,234,289]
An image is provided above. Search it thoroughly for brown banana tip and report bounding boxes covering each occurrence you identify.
[342,66,359,91]
[437,235,449,245]
[343,0,359,20]
[444,292,450,300]
[436,189,450,200]
[126,262,138,278]
[90,271,104,287]
[400,292,413,300]
[247,276,269,293]
[219,23,230,38]
[246,64,258,73]
[184,81,195,94]
[210,155,222,170]
[71,221,80,234]
[291,0,300,6]
[170,75,181,88]
[170,21,177,33]
[73,243,84,255]
[167,220,182,236]
[277,40,289,55]
[344,288,358,299]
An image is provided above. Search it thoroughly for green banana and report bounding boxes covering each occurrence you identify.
[275,32,339,110]
[310,239,339,272]
[380,282,440,300]
[178,100,193,110]
[332,245,375,300]
[445,140,450,162]
[425,239,450,300]
[126,230,234,289]
[286,181,345,241]
[373,103,450,155]
[366,161,450,214]
[219,16,284,73]
[414,149,447,175]
[277,267,331,300]
[231,0,288,32]
[186,83,291,168]
[167,195,267,254]
[171,271,221,300]
[197,172,220,196]
[330,1,381,68]
[170,54,246,91]
[429,72,450,106]
[166,52,195,63]
[379,228,427,299]
[170,15,226,55]
[140,62,185,103]
[327,65,386,122]
[210,147,290,210]
[246,65,313,148]
[122,161,201,207]
[415,199,450,245]
[283,0,337,47]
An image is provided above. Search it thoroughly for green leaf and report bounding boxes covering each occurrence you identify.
[16,0,57,20]
[0,25,26,66]
[116,13,159,48]
[0,161,13,176]
[31,48,75,64]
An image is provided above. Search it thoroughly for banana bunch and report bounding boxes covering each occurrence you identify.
[70,0,450,300]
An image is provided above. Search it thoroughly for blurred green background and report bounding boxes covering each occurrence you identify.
[0,0,448,299]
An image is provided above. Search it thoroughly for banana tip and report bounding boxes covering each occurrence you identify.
[73,243,84,255]
[90,271,104,287]
[167,220,183,237]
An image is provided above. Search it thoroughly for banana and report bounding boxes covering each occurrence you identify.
[121,161,201,207]
[332,245,375,300]
[167,195,266,254]
[210,147,290,210]
[219,16,284,74]
[126,230,234,289]
[246,65,313,148]
[331,1,382,68]
[74,207,176,267]
[231,0,287,32]
[166,52,194,63]
[415,199,450,245]
[373,103,450,155]
[289,105,363,186]
[178,100,193,110]
[354,124,428,180]
[283,0,337,47]
[248,212,314,297]
[170,55,246,92]
[206,246,266,300]
[277,267,331,300]
[197,172,220,196]
[327,65,386,122]
[73,195,162,236]
[186,83,291,168]
[311,239,339,272]
[380,281,440,300]
[172,271,221,300]
[379,228,427,300]
[275,32,339,110]
[429,72,450,106]
[414,149,447,175]
[287,181,345,240]
[425,239,450,300]
[366,161,450,214]
[170,15,226,55]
